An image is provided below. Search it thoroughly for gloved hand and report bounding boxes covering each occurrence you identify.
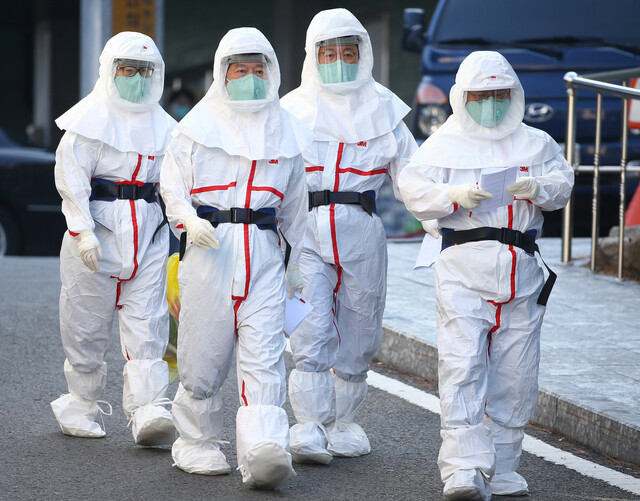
[421,220,440,239]
[449,184,494,209]
[183,214,220,250]
[286,265,304,299]
[507,177,540,200]
[77,230,102,272]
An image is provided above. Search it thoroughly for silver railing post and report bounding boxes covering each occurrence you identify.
[562,84,578,263]
[590,93,602,271]
[617,83,629,280]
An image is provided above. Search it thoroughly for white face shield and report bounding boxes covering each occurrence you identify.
[315,36,361,84]
[222,53,272,101]
[464,88,512,128]
[111,59,156,103]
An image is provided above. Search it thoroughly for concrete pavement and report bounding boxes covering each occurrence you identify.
[377,237,640,466]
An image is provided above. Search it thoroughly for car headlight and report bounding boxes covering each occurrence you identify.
[414,81,449,138]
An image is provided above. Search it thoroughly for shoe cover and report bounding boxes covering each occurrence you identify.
[131,404,175,446]
[63,359,107,401]
[172,437,230,475]
[122,359,170,419]
[236,405,295,488]
[288,369,335,464]
[240,441,296,489]
[443,469,491,501]
[50,393,105,438]
[290,422,333,464]
[328,375,370,457]
[490,471,529,496]
[327,421,371,457]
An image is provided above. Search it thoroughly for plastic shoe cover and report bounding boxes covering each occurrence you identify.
[131,403,175,446]
[290,422,333,464]
[490,471,529,496]
[240,441,296,489]
[172,437,230,475]
[50,393,107,438]
[443,469,491,501]
[327,421,371,457]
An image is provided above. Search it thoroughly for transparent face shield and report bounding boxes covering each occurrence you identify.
[112,59,156,103]
[223,53,271,101]
[464,88,512,128]
[316,36,360,84]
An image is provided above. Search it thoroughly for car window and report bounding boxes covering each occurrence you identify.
[434,0,640,47]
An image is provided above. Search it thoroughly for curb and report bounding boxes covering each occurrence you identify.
[374,326,640,466]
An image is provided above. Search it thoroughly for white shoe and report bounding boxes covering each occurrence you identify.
[172,437,231,475]
[51,393,106,438]
[443,469,492,501]
[239,441,295,489]
[327,421,371,457]
[290,422,333,464]
[131,404,175,446]
[490,471,529,496]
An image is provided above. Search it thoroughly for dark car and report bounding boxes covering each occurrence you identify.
[0,128,66,256]
[402,0,640,236]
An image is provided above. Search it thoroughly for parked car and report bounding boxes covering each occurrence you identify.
[0,128,66,256]
[401,0,640,236]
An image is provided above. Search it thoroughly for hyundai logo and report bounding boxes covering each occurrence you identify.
[524,103,554,123]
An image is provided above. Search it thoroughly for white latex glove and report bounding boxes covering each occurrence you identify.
[183,214,220,250]
[421,220,440,239]
[286,265,304,299]
[507,177,540,200]
[77,230,102,272]
[448,184,493,209]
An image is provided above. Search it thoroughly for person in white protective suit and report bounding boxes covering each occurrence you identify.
[398,51,574,500]
[280,8,418,464]
[51,32,176,446]
[159,28,310,488]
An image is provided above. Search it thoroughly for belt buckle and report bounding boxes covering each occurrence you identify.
[500,227,520,247]
[320,190,331,205]
[230,207,250,223]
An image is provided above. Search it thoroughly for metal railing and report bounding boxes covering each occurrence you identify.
[562,68,640,280]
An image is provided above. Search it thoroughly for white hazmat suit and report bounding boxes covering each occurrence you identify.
[160,28,310,488]
[51,32,176,446]
[398,51,574,500]
[280,8,418,463]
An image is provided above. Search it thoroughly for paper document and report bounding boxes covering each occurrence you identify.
[414,233,442,269]
[476,166,518,212]
[284,293,313,336]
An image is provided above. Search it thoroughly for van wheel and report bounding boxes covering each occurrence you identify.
[0,207,20,256]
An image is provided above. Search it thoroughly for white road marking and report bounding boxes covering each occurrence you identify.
[365,369,640,496]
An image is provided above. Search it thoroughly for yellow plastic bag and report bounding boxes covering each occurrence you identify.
[163,252,180,382]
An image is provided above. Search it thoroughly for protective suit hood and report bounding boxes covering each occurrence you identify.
[280,8,410,143]
[55,31,175,155]
[411,51,559,169]
[174,27,312,160]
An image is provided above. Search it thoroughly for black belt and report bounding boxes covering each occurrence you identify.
[180,207,279,261]
[90,178,157,202]
[441,226,556,306]
[308,190,376,216]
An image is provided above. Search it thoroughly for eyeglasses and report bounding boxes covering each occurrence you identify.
[116,66,154,77]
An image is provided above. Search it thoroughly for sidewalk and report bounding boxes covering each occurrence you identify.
[377,237,640,466]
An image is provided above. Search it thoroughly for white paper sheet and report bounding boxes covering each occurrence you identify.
[414,233,442,269]
[476,166,518,212]
[284,293,313,336]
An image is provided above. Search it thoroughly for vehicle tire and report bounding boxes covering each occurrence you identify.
[0,206,21,256]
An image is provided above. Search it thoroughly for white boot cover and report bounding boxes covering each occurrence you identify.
[171,384,230,475]
[236,405,295,489]
[172,437,230,475]
[288,369,334,464]
[438,424,495,501]
[131,404,175,446]
[327,375,370,457]
[484,417,528,496]
[51,360,108,438]
[443,469,492,501]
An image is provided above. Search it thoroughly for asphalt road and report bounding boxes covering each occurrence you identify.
[1,257,639,500]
